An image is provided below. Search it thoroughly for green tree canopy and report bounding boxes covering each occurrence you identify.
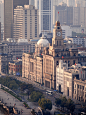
[60,96,67,108]
[66,98,75,112]
[38,98,52,110]
[30,91,43,102]
[55,98,61,105]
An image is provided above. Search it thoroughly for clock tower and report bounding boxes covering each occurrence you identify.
[52,21,63,47]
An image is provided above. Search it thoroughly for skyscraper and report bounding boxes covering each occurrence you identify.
[66,0,75,7]
[13,5,39,41]
[0,0,4,40]
[35,0,39,9]
[13,6,23,40]
[29,0,34,6]
[53,0,58,6]
[4,0,13,40]
[35,0,53,34]
[4,0,29,40]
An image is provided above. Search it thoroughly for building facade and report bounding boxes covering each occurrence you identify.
[13,5,39,41]
[9,59,22,76]
[39,0,53,34]
[74,77,86,102]
[0,54,13,74]
[13,6,23,40]
[53,5,73,26]
[0,40,31,59]
[56,60,86,99]
[0,0,4,40]
[4,0,29,40]
[67,37,86,47]
[29,0,34,6]
[22,36,49,84]
[22,5,39,40]
[61,25,72,38]
[22,21,86,90]
[22,53,43,84]
[43,21,78,89]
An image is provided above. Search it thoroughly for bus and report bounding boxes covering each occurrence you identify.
[46,90,53,95]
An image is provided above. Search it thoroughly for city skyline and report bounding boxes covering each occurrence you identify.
[0,0,86,114]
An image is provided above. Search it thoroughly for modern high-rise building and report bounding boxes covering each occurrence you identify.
[0,0,4,40]
[73,7,80,26]
[66,0,75,7]
[22,5,39,40]
[53,5,73,26]
[29,0,34,6]
[13,5,39,41]
[4,0,29,40]
[53,0,58,6]
[4,0,13,40]
[35,0,39,9]
[35,0,53,34]
[13,6,23,40]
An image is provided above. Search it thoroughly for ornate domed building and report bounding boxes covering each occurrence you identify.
[22,35,50,84]
[35,35,49,57]
[22,21,86,90]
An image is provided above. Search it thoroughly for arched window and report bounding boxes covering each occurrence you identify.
[74,53,76,56]
[56,61,59,65]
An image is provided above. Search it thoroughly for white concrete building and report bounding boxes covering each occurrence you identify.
[56,60,86,98]
[67,37,86,47]
[70,25,86,34]
[29,0,34,6]
[35,0,39,10]
[22,5,39,41]
[56,60,68,93]
[13,5,39,41]
[61,25,72,39]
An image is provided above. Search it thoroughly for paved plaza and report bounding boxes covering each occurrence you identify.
[0,89,31,115]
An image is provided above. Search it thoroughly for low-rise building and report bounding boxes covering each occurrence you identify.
[74,77,86,102]
[67,37,86,47]
[9,59,22,76]
[0,54,13,74]
[0,38,40,59]
[56,60,86,98]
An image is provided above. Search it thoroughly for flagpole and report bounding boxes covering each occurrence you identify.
[58,11,59,21]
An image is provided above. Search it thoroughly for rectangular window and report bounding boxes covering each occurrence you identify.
[78,85,79,88]
[25,10,27,15]
[83,86,84,90]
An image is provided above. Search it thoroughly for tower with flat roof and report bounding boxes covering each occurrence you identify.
[4,0,29,40]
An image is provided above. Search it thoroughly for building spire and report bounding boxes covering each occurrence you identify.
[55,21,60,26]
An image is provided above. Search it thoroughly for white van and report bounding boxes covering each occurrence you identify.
[46,90,53,95]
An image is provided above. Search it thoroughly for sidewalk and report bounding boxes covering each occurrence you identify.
[0,89,31,115]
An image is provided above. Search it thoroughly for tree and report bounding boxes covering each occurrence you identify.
[55,98,61,106]
[30,91,44,102]
[60,97,67,110]
[38,98,52,110]
[66,98,75,113]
